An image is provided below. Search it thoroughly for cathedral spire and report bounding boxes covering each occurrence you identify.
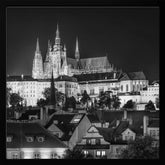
[35,37,40,54]
[75,37,80,60]
[56,23,60,39]
[55,23,61,45]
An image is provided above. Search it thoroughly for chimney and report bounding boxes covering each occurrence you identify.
[123,110,127,120]
[143,115,149,136]
[40,107,43,120]
[113,72,116,79]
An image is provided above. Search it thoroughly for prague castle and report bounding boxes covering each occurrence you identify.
[7,24,159,107]
[32,24,114,80]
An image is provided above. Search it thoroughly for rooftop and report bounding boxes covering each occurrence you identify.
[6,121,68,148]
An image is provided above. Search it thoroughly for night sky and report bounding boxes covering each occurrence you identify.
[7,7,159,82]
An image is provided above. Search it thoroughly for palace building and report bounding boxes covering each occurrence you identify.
[7,24,152,107]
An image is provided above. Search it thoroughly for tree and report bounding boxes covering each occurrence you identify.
[42,87,66,106]
[64,96,77,110]
[145,100,156,111]
[10,93,23,108]
[119,136,159,159]
[98,91,112,109]
[37,98,48,107]
[63,148,94,159]
[80,90,91,105]
[155,97,159,109]
[112,95,121,110]
[123,100,135,109]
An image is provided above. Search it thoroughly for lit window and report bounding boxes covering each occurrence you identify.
[96,151,101,157]
[102,151,106,156]
[34,153,40,159]
[84,150,89,155]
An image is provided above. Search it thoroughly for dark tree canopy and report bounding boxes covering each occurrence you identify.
[123,100,135,109]
[10,93,23,108]
[65,96,77,110]
[112,95,121,110]
[98,91,112,109]
[42,87,65,106]
[119,136,159,159]
[80,90,91,104]
[145,100,156,111]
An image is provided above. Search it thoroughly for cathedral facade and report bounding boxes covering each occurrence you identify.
[32,24,114,80]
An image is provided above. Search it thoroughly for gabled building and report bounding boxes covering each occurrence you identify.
[76,125,110,159]
[45,113,91,149]
[6,121,68,159]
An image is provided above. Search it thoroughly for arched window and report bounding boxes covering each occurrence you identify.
[121,85,123,92]
[126,84,129,92]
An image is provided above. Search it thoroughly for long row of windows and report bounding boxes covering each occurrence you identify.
[86,138,101,145]
[83,150,106,157]
[10,152,59,159]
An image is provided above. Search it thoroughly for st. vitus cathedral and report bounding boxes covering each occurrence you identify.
[32,24,115,79]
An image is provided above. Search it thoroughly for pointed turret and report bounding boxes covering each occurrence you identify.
[75,37,80,61]
[32,37,43,79]
[49,70,56,106]
[56,23,60,39]
[55,23,61,45]
[35,37,40,54]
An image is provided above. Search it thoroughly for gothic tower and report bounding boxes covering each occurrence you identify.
[32,38,43,79]
[75,37,80,61]
[44,40,52,78]
[51,24,62,78]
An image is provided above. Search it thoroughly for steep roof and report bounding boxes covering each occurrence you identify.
[119,71,147,81]
[148,119,159,128]
[6,75,35,81]
[87,114,100,123]
[74,72,120,82]
[97,110,159,125]
[96,110,159,137]
[19,108,56,120]
[67,56,111,70]
[55,75,77,82]
[7,121,68,148]
[45,114,85,141]
[128,71,146,80]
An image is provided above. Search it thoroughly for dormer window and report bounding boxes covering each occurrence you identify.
[37,136,45,142]
[26,136,34,142]
[7,136,13,142]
